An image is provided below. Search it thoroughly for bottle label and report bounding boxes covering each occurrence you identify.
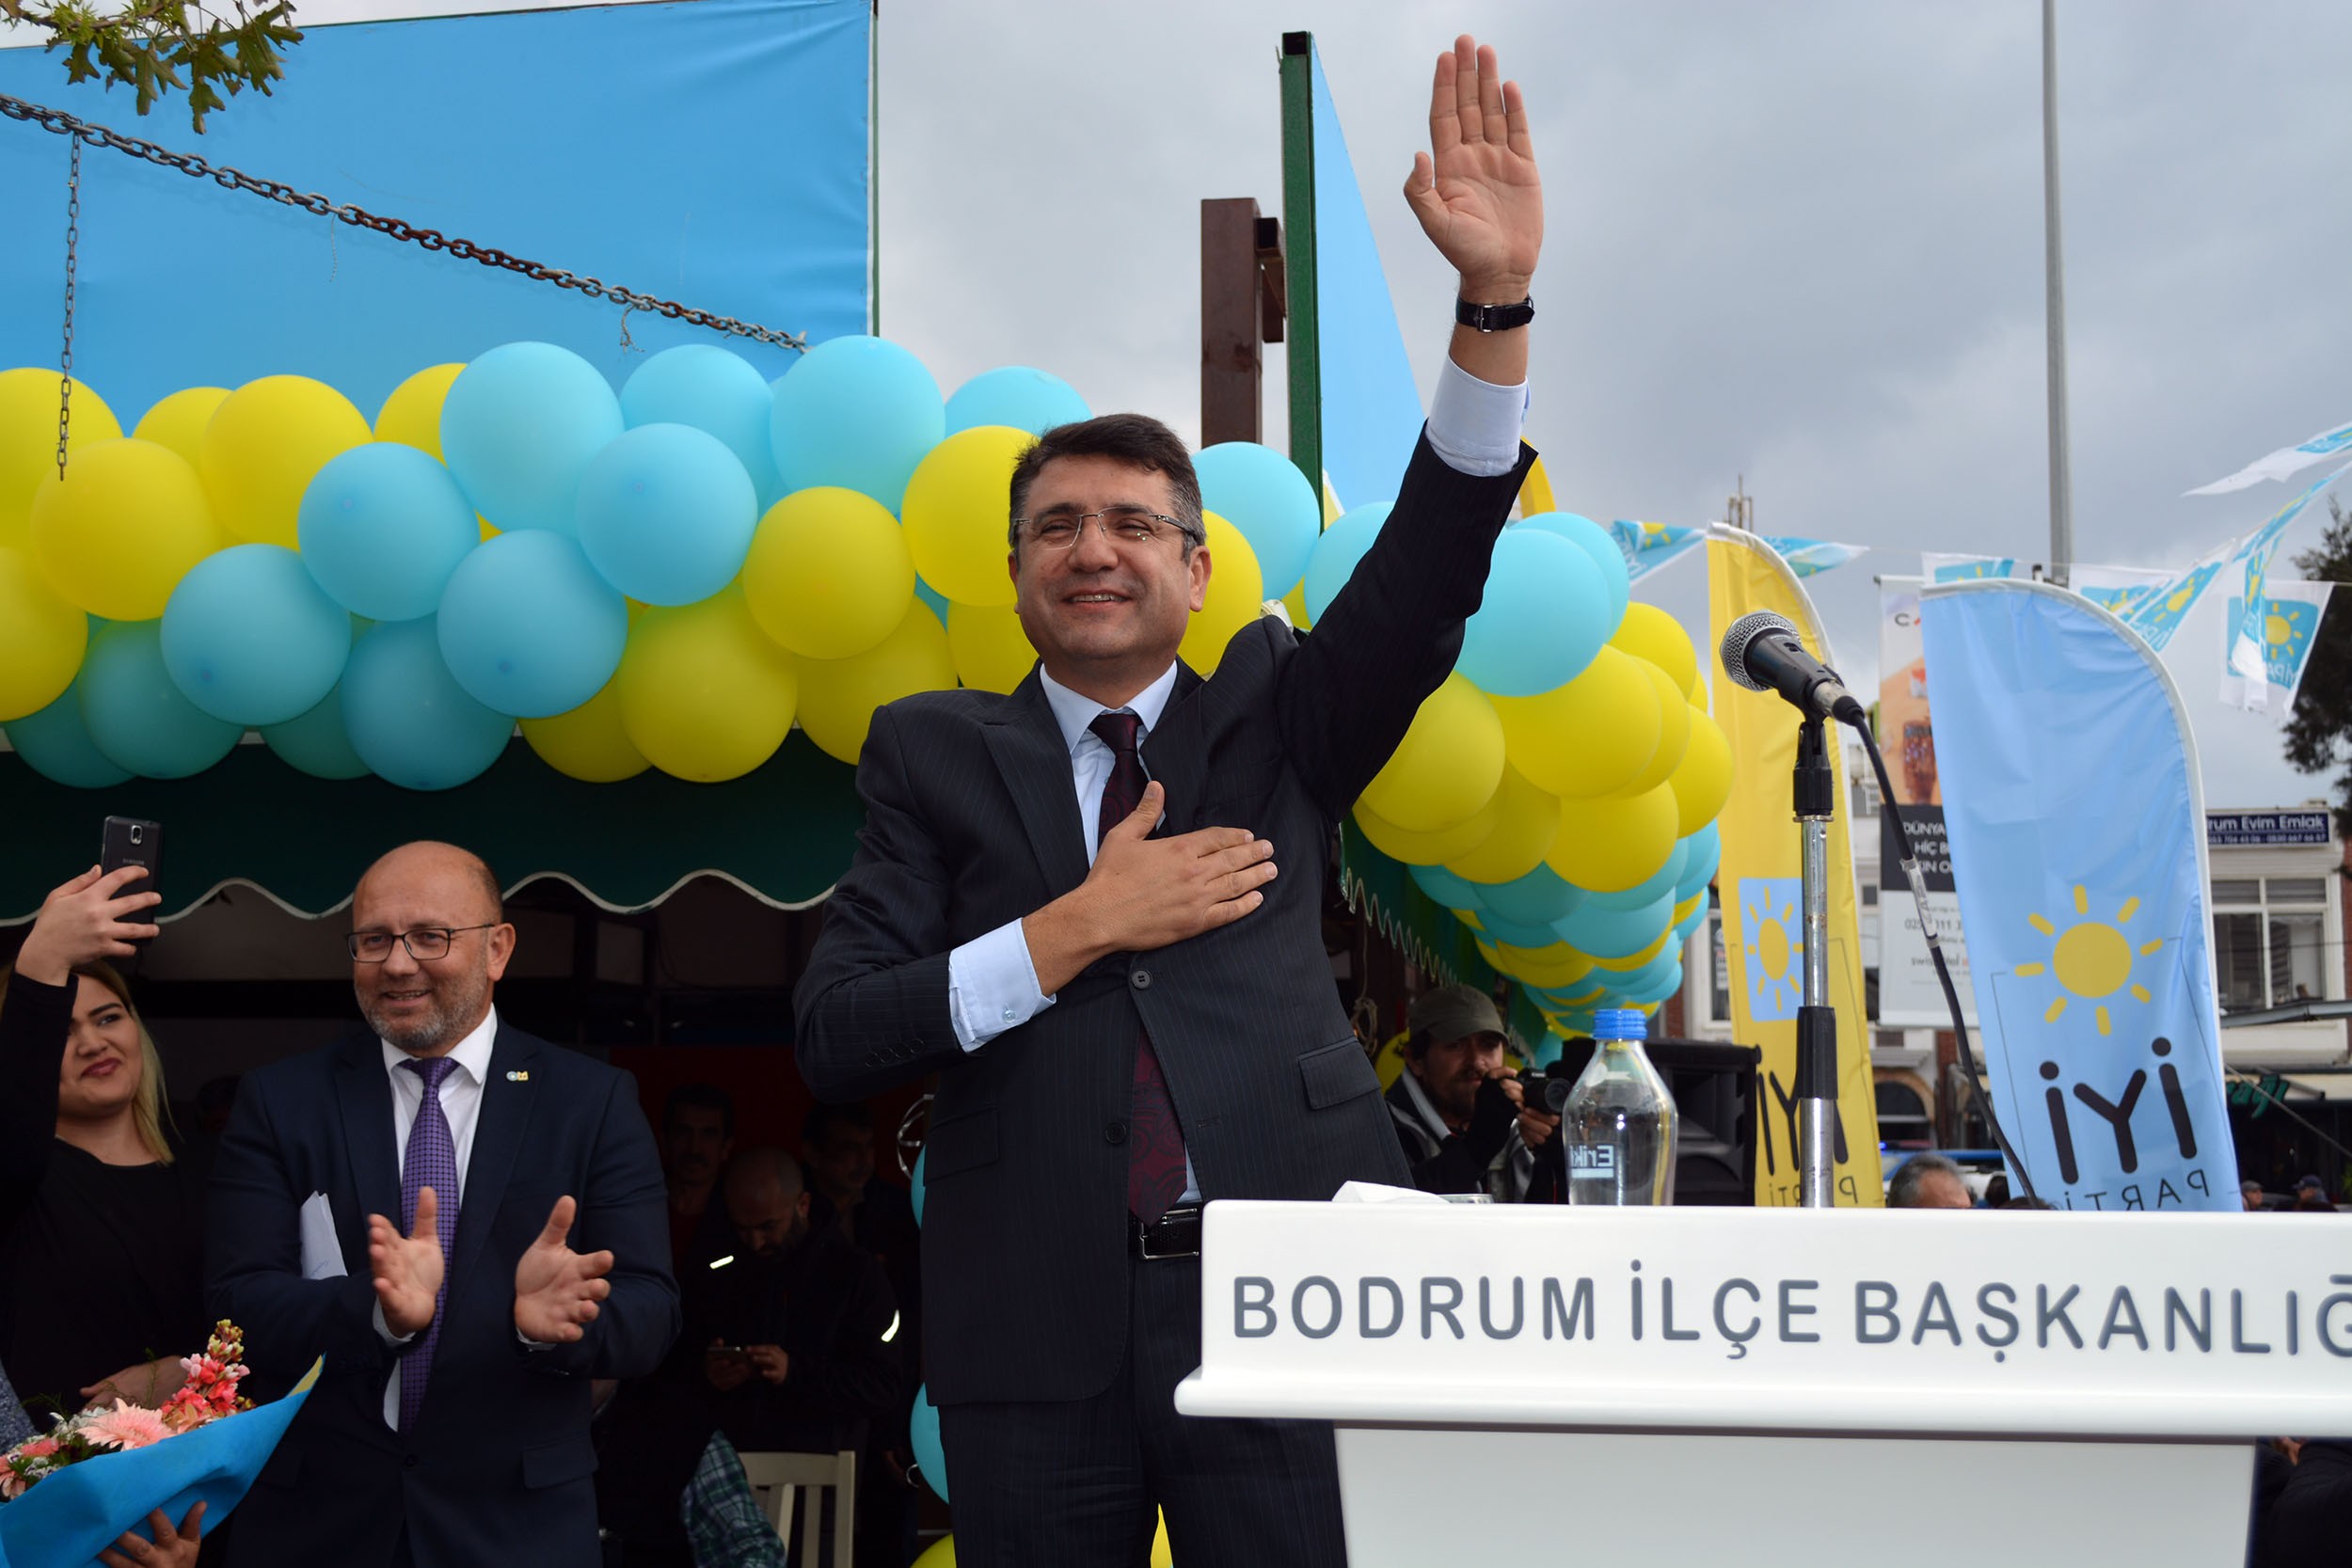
[1567,1145,1616,1174]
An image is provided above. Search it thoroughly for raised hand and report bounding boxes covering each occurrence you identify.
[1404,34,1541,301]
[368,1186,445,1338]
[514,1195,614,1344]
[14,865,162,986]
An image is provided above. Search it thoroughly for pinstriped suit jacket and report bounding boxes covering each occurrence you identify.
[793,433,1536,1404]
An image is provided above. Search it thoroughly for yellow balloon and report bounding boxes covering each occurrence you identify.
[1491,942,1594,990]
[0,546,88,721]
[373,363,466,460]
[1611,601,1697,696]
[1177,510,1263,673]
[1546,783,1680,893]
[1358,673,1505,833]
[743,486,917,659]
[131,387,230,468]
[0,368,119,550]
[1491,644,1661,799]
[797,601,958,764]
[199,374,372,546]
[616,587,800,783]
[1593,927,1676,973]
[901,423,1029,607]
[1668,705,1734,837]
[1443,764,1561,884]
[946,599,1038,694]
[29,437,222,621]
[1688,668,1708,709]
[520,678,649,783]
[1281,579,1311,629]
[910,1535,957,1568]
[1354,788,1502,865]
[1152,1509,1173,1568]
[1673,891,1705,925]
[1610,657,1690,797]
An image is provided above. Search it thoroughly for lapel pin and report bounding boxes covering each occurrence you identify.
[506,1070,530,1083]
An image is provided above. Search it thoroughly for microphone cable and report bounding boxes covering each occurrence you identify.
[1850,720,2042,1207]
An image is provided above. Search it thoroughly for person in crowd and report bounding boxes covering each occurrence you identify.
[591,1376,784,1568]
[2242,1178,2267,1212]
[684,1148,898,1464]
[664,1084,740,1276]
[1886,1151,1974,1210]
[1386,985,1554,1200]
[2256,1437,2352,1567]
[207,840,677,1568]
[2292,1175,2336,1212]
[793,33,1543,1563]
[0,866,208,1421]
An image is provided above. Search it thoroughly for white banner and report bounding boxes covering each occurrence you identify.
[1876,578,1978,1030]
[2219,578,2336,712]
[2189,418,2352,495]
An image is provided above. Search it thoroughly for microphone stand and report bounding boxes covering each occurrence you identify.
[1792,716,1838,1209]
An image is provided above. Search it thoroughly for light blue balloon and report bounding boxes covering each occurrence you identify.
[1584,842,1690,912]
[1457,528,1613,697]
[1408,861,1485,911]
[909,1384,947,1502]
[1611,958,1685,1007]
[910,1146,927,1227]
[1476,863,1587,927]
[1599,944,1684,1000]
[945,365,1089,437]
[1477,912,1561,949]
[1672,902,1708,945]
[770,336,944,515]
[342,617,516,790]
[262,624,371,780]
[1519,511,1630,626]
[1554,894,1674,960]
[3,683,133,787]
[576,423,758,606]
[437,531,628,720]
[619,344,784,506]
[298,442,481,621]
[162,544,350,727]
[440,342,624,534]
[78,620,243,779]
[1677,822,1722,898]
[1195,442,1320,599]
[1302,501,1392,623]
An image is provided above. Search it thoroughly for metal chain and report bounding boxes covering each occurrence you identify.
[56,134,79,480]
[3,92,810,355]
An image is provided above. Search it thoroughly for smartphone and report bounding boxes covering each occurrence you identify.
[99,816,163,944]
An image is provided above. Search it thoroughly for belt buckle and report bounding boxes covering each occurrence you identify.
[1135,1205,1200,1261]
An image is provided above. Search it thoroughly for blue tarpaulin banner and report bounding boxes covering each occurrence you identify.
[1921,581,2236,1212]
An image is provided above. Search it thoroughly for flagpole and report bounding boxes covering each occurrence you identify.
[2042,0,2074,588]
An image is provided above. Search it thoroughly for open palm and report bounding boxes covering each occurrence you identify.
[1405,35,1542,295]
[369,1188,444,1338]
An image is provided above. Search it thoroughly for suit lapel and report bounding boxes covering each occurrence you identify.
[1140,663,1206,829]
[449,1024,538,1293]
[333,1034,401,1230]
[982,671,1091,896]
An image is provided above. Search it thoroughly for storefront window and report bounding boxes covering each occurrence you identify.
[2213,876,2335,1011]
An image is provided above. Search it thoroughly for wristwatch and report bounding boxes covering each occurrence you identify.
[1455,295,1534,333]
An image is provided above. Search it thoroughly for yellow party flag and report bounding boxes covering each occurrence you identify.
[1707,525,1883,1206]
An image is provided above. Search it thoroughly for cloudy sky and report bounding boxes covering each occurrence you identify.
[879,0,2352,812]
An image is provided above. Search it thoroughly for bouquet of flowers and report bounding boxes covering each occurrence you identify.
[0,1322,252,1500]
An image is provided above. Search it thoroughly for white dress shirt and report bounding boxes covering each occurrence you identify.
[373,1006,500,1427]
[938,356,1532,1207]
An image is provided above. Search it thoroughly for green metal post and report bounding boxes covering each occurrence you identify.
[1278,32,1320,501]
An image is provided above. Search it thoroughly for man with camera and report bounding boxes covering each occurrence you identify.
[1386,984,1559,1201]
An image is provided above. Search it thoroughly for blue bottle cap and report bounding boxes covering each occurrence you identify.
[1594,1007,1646,1042]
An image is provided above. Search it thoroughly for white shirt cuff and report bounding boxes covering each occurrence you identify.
[1427,356,1530,478]
[373,1301,417,1347]
[947,919,1056,1051]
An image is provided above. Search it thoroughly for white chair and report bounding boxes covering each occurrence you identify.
[737,1448,858,1566]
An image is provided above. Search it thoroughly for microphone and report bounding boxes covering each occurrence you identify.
[1719,611,1867,726]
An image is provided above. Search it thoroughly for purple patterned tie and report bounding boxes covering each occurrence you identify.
[398,1055,461,1432]
[1089,712,1188,1224]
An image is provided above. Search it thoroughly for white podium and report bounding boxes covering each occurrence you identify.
[1175,1200,2352,1567]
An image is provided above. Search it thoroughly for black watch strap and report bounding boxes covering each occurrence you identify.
[1455,295,1534,333]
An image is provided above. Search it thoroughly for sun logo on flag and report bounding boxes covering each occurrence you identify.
[1738,877,1804,1022]
[2016,884,2163,1037]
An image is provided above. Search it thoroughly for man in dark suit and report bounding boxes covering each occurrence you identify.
[208,841,678,1568]
[794,34,1543,1566]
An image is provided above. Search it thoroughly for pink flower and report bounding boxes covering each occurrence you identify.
[80,1402,171,1451]
[15,1438,58,1460]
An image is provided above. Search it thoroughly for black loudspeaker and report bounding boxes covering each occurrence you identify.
[1532,1037,1761,1206]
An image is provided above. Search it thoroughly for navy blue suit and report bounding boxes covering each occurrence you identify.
[207,1022,678,1568]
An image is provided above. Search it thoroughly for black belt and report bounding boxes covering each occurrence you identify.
[1130,1204,1201,1260]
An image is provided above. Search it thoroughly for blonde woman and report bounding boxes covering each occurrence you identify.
[0,865,207,1424]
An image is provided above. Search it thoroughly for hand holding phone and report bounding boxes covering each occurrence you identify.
[98,818,163,946]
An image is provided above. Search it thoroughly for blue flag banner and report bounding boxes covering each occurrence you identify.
[1920,581,2236,1212]
[2220,581,2336,712]
[0,1360,317,1568]
[1923,553,2019,583]
[1765,536,1868,578]
[2120,536,2236,652]
[2222,462,2352,703]
[2190,416,2352,495]
[1618,521,1702,582]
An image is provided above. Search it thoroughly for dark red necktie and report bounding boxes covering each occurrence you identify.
[1089,711,1188,1224]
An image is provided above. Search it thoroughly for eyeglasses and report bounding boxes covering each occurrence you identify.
[1012,508,1200,551]
[347,925,498,962]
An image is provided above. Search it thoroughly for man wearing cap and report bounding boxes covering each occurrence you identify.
[1387,984,1557,1201]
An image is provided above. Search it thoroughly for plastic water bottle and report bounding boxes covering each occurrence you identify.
[1563,1008,1679,1206]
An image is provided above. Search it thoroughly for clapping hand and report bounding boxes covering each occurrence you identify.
[368,1186,445,1338]
[14,865,160,987]
[1405,34,1542,301]
[514,1196,614,1343]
